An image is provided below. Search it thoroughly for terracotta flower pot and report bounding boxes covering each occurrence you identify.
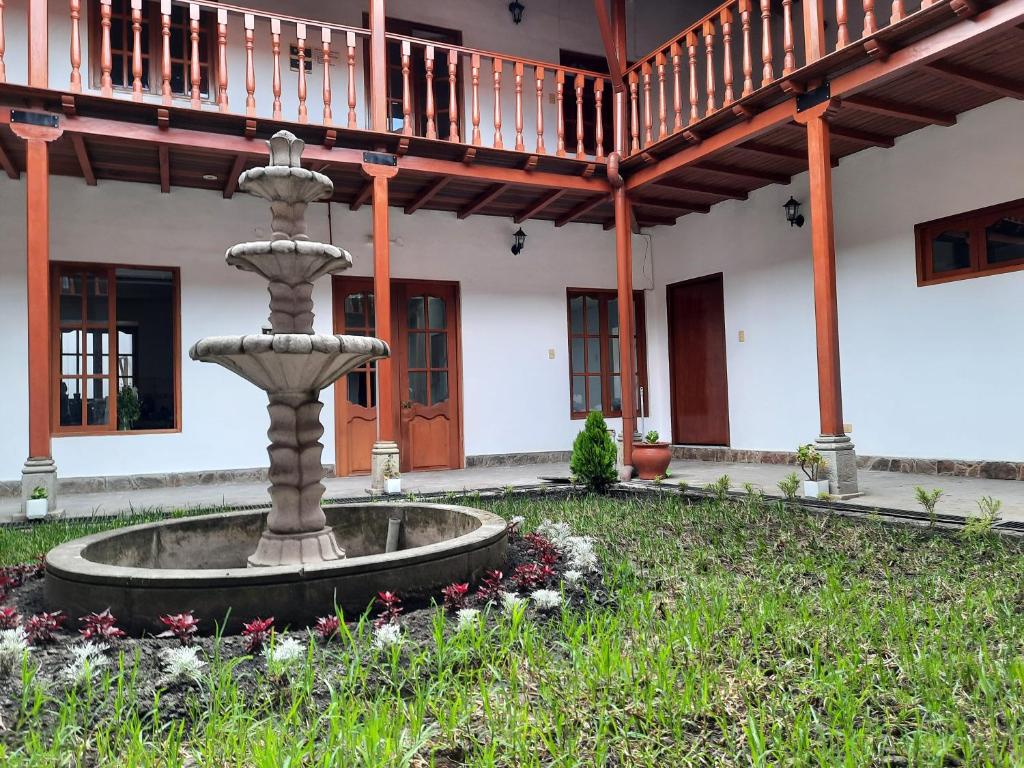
[632,442,672,480]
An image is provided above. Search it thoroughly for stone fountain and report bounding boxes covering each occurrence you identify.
[189,130,388,567]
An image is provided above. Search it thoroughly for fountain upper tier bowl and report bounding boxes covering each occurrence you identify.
[44,503,508,634]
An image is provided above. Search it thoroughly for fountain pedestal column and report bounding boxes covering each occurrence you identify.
[370,441,400,494]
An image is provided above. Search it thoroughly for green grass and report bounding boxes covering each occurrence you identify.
[3,492,1024,766]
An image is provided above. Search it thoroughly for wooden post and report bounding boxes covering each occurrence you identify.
[99,0,112,96]
[296,23,308,123]
[271,18,282,120]
[492,57,504,149]
[401,40,412,135]
[471,53,481,145]
[322,28,332,123]
[161,0,172,105]
[448,49,460,143]
[369,0,386,133]
[70,0,82,91]
[760,0,774,86]
[594,77,605,159]
[244,14,256,115]
[26,140,51,464]
[347,31,358,128]
[216,8,228,111]
[803,0,828,59]
[189,4,201,109]
[614,184,636,470]
[131,0,143,100]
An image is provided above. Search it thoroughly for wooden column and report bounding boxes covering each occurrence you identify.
[369,0,387,133]
[25,139,51,462]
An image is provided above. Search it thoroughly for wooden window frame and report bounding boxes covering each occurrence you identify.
[566,288,649,420]
[51,262,182,437]
[916,197,1024,286]
[88,0,217,101]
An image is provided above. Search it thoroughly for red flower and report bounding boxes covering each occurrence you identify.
[241,616,275,654]
[476,570,504,603]
[0,606,21,629]
[24,611,65,644]
[158,611,199,646]
[374,591,403,628]
[313,615,340,642]
[79,608,126,641]
[441,582,470,612]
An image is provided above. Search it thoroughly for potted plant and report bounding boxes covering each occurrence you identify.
[632,430,672,481]
[796,444,830,498]
[117,385,141,431]
[26,486,48,520]
[383,460,401,495]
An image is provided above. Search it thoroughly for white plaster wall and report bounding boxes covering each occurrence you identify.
[647,97,1024,462]
[0,178,30,480]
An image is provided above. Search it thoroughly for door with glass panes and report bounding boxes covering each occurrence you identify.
[332,278,462,476]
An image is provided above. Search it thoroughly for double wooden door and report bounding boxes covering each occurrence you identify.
[667,273,730,446]
[332,278,463,476]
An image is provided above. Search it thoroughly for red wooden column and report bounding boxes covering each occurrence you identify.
[363,159,400,491]
[369,0,387,133]
[803,0,827,62]
[798,100,858,495]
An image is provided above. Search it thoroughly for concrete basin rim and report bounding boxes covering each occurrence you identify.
[45,502,508,587]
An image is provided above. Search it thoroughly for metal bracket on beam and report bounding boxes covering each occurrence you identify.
[362,151,397,167]
[796,82,831,112]
[10,110,60,129]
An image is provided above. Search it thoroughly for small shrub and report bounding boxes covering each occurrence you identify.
[313,616,340,643]
[777,472,800,501]
[476,570,504,603]
[914,486,944,527]
[265,636,306,677]
[159,646,206,686]
[961,496,1002,539]
[374,591,403,628]
[796,444,828,481]
[0,628,30,676]
[705,475,731,502]
[29,486,48,501]
[570,411,618,493]
[158,611,199,646]
[372,623,403,650]
[512,563,554,590]
[241,617,275,654]
[505,515,525,541]
[455,608,481,631]
[0,607,21,629]
[79,609,126,641]
[644,430,660,443]
[530,589,562,611]
[441,583,470,612]
[24,611,65,645]
[63,642,110,686]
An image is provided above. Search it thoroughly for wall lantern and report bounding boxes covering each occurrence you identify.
[511,227,527,255]
[784,196,805,227]
[508,0,525,24]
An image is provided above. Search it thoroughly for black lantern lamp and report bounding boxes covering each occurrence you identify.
[511,227,527,255]
[508,0,525,24]
[784,196,804,227]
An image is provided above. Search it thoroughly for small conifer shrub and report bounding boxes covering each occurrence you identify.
[570,411,618,493]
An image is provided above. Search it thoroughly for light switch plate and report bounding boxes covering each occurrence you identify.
[738,330,746,342]
[548,348,556,359]
[843,422,853,433]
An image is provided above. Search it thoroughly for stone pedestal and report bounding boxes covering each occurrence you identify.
[370,440,400,494]
[614,430,640,482]
[20,457,59,520]
[815,434,860,498]
[248,526,346,567]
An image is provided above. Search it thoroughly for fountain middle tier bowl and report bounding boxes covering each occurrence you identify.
[189,334,388,393]
[226,240,352,284]
[238,165,333,205]
[44,503,509,635]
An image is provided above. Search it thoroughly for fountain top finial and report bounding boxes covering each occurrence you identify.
[267,130,305,168]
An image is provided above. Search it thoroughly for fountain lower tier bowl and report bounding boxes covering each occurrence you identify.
[189,334,388,393]
[44,503,508,635]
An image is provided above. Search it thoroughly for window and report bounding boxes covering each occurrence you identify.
[54,263,179,434]
[343,291,377,409]
[560,50,613,158]
[364,16,464,139]
[567,289,648,419]
[90,0,215,99]
[916,198,1024,285]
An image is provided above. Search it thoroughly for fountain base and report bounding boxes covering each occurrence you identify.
[247,526,346,567]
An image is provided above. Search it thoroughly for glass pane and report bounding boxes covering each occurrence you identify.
[345,294,367,329]
[87,378,110,426]
[60,379,83,426]
[368,370,377,407]
[347,371,368,407]
[569,296,584,334]
[427,296,446,329]
[407,297,425,329]
[429,332,447,369]
[430,371,449,405]
[586,337,601,374]
[86,330,109,375]
[87,275,109,323]
[985,215,1024,265]
[571,338,584,373]
[587,376,602,413]
[60,330,82,376]
[60,274,83,322]
[409,371,428,405]
[610,375,622,412]
[609,337,620,374]
[571,375,586,413]
[585,296,599,334]
[931,229,971,273]
[608,298,619,335]
[115,268,175,430]
[408,333,426,368]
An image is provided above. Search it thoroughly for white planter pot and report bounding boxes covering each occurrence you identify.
[803,479,831,498]
[25,498,48,520]
[384,478,402,495]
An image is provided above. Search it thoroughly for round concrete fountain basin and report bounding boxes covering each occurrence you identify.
[44,503,508,635]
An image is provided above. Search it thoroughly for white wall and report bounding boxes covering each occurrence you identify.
[647,97,1024,462]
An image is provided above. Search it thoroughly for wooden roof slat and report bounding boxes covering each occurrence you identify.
[924,60,1024,99]
[404,177,451,214]
[158,145,170,193]
[222,154,246,198]
[69,135,97,186]
[652,178,749,200]
[458,183,511,219]
[693,161,791,184]
[842,95,957,126]
[514,188,568,223]
[350,180,374,211]
[555,195,608,227]
[0,134,19,179]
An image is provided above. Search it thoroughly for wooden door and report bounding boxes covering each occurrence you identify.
[332,278,378,475]
[396,282,462,473]
[667,273,730,445]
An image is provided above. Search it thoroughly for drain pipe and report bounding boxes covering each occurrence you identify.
[385,509,406,553]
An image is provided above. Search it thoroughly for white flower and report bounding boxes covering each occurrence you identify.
[531,589,563,611]
[159,646,206,685]
[63,641,110,686]
[372,623,404,650]
[499,591,527,615]
[265,637,306,670]
[563,569,584,588]
[536,520,573,549]
[455,608,481,631]
[0,628,30,675]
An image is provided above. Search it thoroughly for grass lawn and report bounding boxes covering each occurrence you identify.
[2,491,1024,766]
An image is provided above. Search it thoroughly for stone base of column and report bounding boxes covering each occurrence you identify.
[248,526,346,567]
[815,435,861,498]
[369,441,401,494]
[614,430,640,482]
[17,457,60,522]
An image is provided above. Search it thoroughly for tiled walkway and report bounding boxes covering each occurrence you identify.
[1,460,1022,523]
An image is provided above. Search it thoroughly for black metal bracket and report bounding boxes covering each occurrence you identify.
[362,151,398,167]
[796,82,831,112]
[10,110,60,129]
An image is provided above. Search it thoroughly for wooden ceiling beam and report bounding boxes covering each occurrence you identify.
[458,183,510,219]
[69,135,97,186]
[843,95,957,125]
[158,145,170,193]
[636,215,679,228]
[632,198,710,215]
[222,154,246,198]
[592,0,625,90]
[825,124,895,147]
[653,178,748,200]
[555,194,608,227]
[735,141,807,161]
[404,177,450,214]
[924,60,1024,99]
[694,161,791,184]
[0,135,18,180]
[350,180,374,211]
[514,188,567,223]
